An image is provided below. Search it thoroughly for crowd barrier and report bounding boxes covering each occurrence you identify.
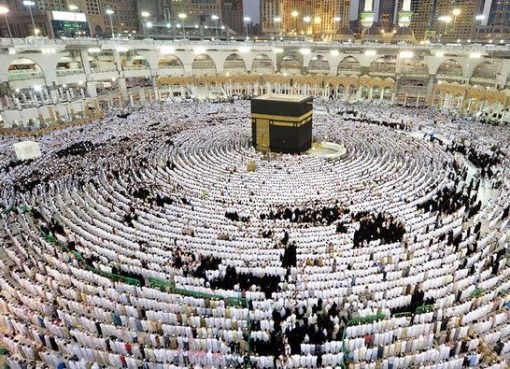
[0,345,8,369]
[347,312,386,326]
[148,277,248,308]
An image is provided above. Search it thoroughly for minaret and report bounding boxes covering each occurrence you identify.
[481,0,491,27]
[360,0,375,29]
[398,0,412,27]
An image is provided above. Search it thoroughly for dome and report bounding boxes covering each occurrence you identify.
[362,25,384,42]
[334,26,354,41]
[392,26,415,43]
[395,26,414,36]
[336,26,354,36]
[365,25,382,35]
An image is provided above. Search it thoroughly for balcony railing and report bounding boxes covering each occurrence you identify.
[369,71,395,77]
[158,66,185,74]
[224,61,246,69]
[398,86,428,95]
[0,36,508,56]
[56,68,85,76]
[123,65,150,71]
[436,74,463,81]
[158,64,184,69]
[400,72,429,78]
[90,66,117,73]
[337,69,361,75]
[8,71,44,80]
[470,77,496,85]
[252,62,272,67]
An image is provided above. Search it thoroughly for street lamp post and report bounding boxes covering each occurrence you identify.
[438,15,452,42]
[303,16,311,39]
[69,4,79,37]
[178,13,187,40]
[106,9,115,38]
[0,6,12,39]
[211,15,219,39]
[243,16,251,39]
[333,16,341,36]
[23,1,37,36]
[313,16,321,38]
[141,11,150,37]
[452,8,461,34]
[475,14,484,41]
[291,10,298,37]
[146,22,153,38]
[166,22,172,39]
[274,16,281,37]
[195,24,201,40]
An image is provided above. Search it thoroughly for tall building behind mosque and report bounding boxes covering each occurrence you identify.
[410,0,480,41]
[0,0,140,38]
[139,0,244,36]
[0,0,509,42]
[348,0,485,42]
[0,0,244,39]
[260,0,351,40]
[477,0,510,40]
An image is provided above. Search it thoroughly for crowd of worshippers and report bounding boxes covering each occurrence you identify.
[418,169,483,218]
[2,104,189,198]
[259,204,348,226]
[0,157,34,174]
[252,298,349,361]
[352,211,406,247]
[281,239,297,269]
[55,140,97,158]
[225,210,251,223]
[446,142,502,178]
[478,110,505,125]
[120,181,176,212]
[171,228,296,297]
[336,108,412,131]
[172,247,282,298]
[0,100,509,369]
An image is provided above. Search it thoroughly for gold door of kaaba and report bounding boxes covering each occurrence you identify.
[256,118,270,150]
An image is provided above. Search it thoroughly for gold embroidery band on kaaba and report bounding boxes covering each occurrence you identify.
[251,110,313,123]
[269,117,312,127]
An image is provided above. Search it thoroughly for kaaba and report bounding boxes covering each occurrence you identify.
[251,94,313,154]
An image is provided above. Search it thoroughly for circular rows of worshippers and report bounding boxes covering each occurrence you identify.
[0,98,509,369]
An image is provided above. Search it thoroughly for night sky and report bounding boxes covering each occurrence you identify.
[243,0,260,23]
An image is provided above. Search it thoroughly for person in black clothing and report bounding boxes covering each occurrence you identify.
[352,212,405,247]
[281,241,296,268]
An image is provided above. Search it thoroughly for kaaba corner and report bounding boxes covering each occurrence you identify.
[251,94,313,154]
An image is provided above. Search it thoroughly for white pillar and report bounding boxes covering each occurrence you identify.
[118,77,128,99]
[86,82,98,98]
[80,49,92,75]
[113,50,123,72]
[152,76,159,101]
